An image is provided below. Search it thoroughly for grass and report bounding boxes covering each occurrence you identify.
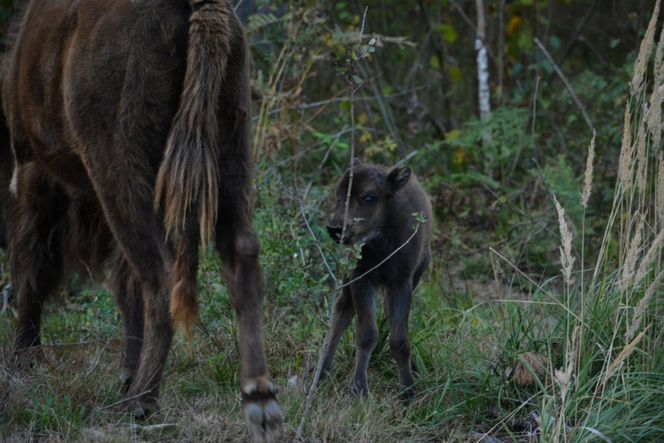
[0,257,518,441]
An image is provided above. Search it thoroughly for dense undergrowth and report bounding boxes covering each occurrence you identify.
[1,0,664,441]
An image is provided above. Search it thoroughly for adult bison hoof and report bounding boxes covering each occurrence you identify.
[242,398,282,443]
[242,376,282,443]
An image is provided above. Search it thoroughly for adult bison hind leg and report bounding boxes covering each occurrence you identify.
[110,257,145,391]
[10,165,66,370]
[77,143,176,418]
[216,220,282,442]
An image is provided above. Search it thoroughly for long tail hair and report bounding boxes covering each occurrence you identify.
[154,0,235,333]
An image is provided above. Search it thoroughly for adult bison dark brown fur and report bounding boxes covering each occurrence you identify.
[0,1,281,441]
[323,159,432,398]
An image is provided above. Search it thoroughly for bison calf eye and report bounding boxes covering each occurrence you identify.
[362,195,376,205]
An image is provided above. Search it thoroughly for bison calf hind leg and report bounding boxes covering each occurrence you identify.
[385,283,415,400]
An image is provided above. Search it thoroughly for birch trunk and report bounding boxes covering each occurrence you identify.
[475,0,491,144]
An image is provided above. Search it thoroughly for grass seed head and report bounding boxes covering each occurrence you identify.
[630,0,660,95]
[581,130,596,208]
[554,195,575,286]
[618,103,633,191]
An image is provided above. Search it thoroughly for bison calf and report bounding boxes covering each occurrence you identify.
[323,159,432,398]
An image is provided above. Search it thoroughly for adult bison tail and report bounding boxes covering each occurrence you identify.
[154,0,234,332]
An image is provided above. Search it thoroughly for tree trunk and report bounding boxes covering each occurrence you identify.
[475,0,491,146]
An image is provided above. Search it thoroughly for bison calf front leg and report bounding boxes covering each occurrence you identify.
[219,229,282,443]
[385,283,415,399]
[351,279,378,396]
[321,284,355,380]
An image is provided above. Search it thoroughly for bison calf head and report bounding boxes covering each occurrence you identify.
[327,159,411,245]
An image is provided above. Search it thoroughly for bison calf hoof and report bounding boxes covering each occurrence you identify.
[124,398,159,419]
[12,347,43,372]
[351,378,369,397]
[242,398,283,443]
[119,368,134,392]
[399,385,416,402]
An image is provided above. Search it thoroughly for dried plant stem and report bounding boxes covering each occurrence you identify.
[602,328,648,386]
[553,195,575,287]
[580,131,595,375]
[339,224,420,289]
[296,8,368,439]
[489,247,587,326]
[534,38,594,131]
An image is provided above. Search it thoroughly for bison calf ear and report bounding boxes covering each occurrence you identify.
[387,167,411,193]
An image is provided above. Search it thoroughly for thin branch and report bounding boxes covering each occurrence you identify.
[497,0,505,104]
[233,0,246,13]
[296,8,368,439]
[448,0,476,35]
[339,224,421,289]
[296,192,337,286]
[489,247,589,327]
[509,75,540,179]
[1,283,10,315]
[534,37,594,131]
[394,150,419,168]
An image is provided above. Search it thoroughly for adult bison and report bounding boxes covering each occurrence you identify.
[0,0,281,441]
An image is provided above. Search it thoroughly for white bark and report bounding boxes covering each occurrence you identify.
[475,0,491,143]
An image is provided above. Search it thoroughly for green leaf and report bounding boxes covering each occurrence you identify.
[450,171,501,189]
[437,24,458,44]
[429,55,441,70]
[549,35,561,50]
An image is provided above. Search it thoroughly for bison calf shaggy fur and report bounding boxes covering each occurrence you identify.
[0,0,281,440]
[324,159,432,398]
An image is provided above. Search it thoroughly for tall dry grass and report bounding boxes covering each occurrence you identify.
[529,1,664,440]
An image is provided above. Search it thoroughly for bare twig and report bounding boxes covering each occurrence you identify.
[339,224,421,289]
[359,60,409,155]
[260,86,426,120]
[509,75,539,179]
[394,150,419,168]
[1,283,11,315]
[233,0,246,13]
[489,247,589,327]
[296,8,368,439]
[28,337,122,349]
[296,194,337,285]
[448,0,476,34]
[534,38,594,131]
[497,0,505,104]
